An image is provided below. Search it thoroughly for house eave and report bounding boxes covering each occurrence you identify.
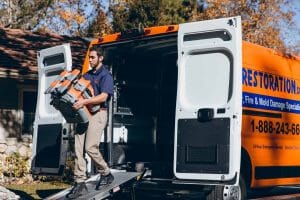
[0,68,38,80]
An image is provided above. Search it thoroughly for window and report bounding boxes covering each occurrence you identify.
[22,91,37,134]
[43,53,65,67]
[183,51,232,107]
[20,89,37,135]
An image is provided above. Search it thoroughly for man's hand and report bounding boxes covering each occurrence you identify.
[73,99,87,110]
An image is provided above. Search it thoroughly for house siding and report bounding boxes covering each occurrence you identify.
[0,78,39,138]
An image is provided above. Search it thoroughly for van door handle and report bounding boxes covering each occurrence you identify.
[197,108,214,122]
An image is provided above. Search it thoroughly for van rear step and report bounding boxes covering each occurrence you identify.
[45,171,141,200]
[133,178,208,199]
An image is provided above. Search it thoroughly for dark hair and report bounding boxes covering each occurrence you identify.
[89,46,104,57]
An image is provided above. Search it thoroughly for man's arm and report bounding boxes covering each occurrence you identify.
[73,92,108,110]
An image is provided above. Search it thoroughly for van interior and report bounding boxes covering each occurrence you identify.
[101,33,178,179]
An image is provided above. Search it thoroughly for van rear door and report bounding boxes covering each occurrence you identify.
[31,44,72,175]
[174,16,242,184]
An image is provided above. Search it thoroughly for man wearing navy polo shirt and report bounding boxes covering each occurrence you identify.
[68,46,114,198]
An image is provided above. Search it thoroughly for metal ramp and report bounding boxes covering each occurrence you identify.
[45,170,141,200]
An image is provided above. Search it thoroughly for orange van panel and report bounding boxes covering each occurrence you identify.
[242,41,300,187]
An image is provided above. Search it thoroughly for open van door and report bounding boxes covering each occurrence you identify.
[174,16,242,184]
[31,44,72,175]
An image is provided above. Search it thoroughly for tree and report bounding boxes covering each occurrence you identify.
[109,0,160,32]
[109,0,130,32]
[2,0,297,55]
[193,0,297,54]
[0,0,55,29]
[85,8,112,37]
[39,0,102,36]
[106,0,297,55]
[158,0,196,25]
[109,0,196,31]
[0,0,107,37]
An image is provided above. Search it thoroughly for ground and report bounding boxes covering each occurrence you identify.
[5,181,70,199]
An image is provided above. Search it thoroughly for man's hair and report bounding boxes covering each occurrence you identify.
[89,46,104,57]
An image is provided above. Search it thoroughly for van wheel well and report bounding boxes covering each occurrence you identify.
[205,148,252,200]
[241,148,252,189]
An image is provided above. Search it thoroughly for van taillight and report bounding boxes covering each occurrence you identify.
[167,26,175,32]
[144,29,151,35]
[98,37,104,43]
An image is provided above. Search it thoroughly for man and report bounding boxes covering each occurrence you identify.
[67,46,114,199]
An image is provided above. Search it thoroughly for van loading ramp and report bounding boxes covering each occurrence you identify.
[45,170,141,200]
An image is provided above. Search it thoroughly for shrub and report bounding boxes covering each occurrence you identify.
[4,152,29,178]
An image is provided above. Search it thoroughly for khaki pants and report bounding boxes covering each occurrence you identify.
[74,110,110,183]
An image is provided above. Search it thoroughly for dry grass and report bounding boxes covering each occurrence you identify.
[5,181,70,200]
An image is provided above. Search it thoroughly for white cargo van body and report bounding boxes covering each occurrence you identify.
[31,16,243,199]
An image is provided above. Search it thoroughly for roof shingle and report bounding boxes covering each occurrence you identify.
[0,28,89,76]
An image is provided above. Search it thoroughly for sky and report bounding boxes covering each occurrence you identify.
[284,0,300,53]
[294,0,300,28]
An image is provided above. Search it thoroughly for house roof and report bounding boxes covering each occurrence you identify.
[0,28,89,79]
